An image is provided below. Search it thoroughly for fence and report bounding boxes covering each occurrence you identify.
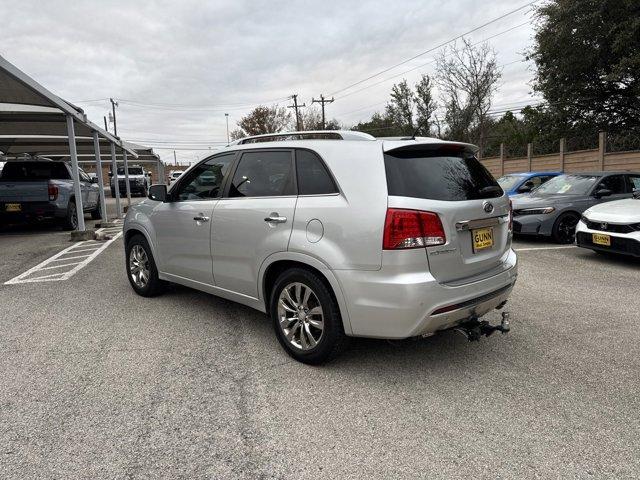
[479,131,640,177]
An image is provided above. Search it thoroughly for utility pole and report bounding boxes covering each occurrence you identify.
[109,98,118,136]
[103,116,108,132]
[288,94,306,131]
[312,94,334,129]
[225,113,230,144]
[173,150,177,166]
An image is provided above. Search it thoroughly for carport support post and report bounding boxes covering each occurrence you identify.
[92,132,108,222]
[122,149,132,208]
[66,114,86,231]
[110,143,122,218]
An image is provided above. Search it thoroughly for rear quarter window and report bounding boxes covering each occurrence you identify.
[295,150,338,195]
[384,149,502,201]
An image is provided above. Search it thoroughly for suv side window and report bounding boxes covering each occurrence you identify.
[596,175,627,194]
[175,154,234,201]
[295,150,338,195]
[229,151,294,197]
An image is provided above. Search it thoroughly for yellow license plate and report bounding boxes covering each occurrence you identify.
[472,227,494,252]
[5,203,21,212]
[592,233,611,246]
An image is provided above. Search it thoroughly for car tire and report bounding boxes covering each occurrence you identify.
[270,268,348,365]
[90,201,101,220]
[552,212,580,244]
[125,234,164,297]
[62,200,79,230]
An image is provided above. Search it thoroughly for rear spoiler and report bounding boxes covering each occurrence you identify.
[383,139,479,155]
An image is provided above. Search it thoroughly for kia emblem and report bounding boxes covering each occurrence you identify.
[483,201,494,214]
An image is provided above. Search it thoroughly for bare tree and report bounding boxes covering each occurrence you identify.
[295,105,341,131]
[436,38,501,146]
[235,105,291,137]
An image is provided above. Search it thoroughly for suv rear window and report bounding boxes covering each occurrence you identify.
[384,149,502,201]
[0,162,70,181]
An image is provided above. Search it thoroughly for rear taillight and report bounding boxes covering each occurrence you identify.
[48,183,59,201]
[383,208,446,249]
[508,199,513,231]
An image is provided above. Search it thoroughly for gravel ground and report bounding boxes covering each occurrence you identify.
[0,232,638,479]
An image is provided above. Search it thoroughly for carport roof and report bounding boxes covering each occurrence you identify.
[0,55,138,158]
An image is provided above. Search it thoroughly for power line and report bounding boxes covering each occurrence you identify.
[334,19,534,102]
[328,1,538,97]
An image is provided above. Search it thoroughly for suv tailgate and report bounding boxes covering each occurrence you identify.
[384,143,511,284]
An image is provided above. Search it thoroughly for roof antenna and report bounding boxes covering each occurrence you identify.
[409,118,427,140]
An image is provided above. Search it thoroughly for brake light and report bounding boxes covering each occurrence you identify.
[508,199,513,231]
[48,183,59,201]
[383,208,446,249]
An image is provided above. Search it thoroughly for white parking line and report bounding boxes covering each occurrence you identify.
[514,245,578,252]
[4,227,123,285]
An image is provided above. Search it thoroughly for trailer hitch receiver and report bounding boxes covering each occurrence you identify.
[455,312,511,341]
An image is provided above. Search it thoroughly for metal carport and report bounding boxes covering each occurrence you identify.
[0,55,148,231]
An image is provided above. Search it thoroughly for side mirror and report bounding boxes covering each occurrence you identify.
[148,184,168,202]
[594,188,612,198]
[518,182,534,193]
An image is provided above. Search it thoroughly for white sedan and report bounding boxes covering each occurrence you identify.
[576,192,640,257]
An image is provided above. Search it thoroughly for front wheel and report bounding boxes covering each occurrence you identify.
[552,212,580,244]
[125,234,164,297]
[270,268,348,365]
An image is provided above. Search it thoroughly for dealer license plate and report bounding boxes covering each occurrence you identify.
[5,203,21,212]
[592,233,611,246]
[472,227,494,252]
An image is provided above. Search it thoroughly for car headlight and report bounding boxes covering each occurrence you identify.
[513,207,555,216]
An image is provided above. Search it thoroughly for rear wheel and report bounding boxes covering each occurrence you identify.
[126,234,164,296]
[270,268,348,365]
[90,201,101,220]
[62,200,78,230]
[552,212,580,244]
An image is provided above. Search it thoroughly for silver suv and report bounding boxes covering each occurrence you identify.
[124,131,518,364]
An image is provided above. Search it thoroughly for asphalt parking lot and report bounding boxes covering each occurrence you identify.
[1,219,638,479]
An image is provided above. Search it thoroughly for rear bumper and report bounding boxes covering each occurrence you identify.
[576,223,640,257]
[334,249,518,339]
[0,202,63,223]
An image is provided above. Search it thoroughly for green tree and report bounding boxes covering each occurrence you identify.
[385,79,415,134]
[415,74,438,136]
[529,0,640,134]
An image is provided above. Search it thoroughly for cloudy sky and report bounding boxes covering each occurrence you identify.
[2,0,540,164]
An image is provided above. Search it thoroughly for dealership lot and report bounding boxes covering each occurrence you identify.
[0,228,638,478]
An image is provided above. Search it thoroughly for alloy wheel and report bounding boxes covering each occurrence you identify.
[129,244,150,288]
[277,282,324,350]
[557,214,579,243]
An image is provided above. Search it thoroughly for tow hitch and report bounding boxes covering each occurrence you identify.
[454,312,511,341]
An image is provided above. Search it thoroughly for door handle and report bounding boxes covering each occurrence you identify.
[264,214,287,224]
[193,215,210,222]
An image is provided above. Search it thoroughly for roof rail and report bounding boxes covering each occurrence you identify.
[233,130,375,145]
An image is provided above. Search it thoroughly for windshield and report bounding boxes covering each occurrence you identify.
[117,167,143,175]
[497,175,524,191]
[533,174,598,195]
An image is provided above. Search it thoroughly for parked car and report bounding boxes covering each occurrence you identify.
[168,170,184,186]
[123,131,518,364]
[110,165,150,198]
[511,172,640,243]
[497,171,562,196]
[0,159,101,229]
[575,189,640,257]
